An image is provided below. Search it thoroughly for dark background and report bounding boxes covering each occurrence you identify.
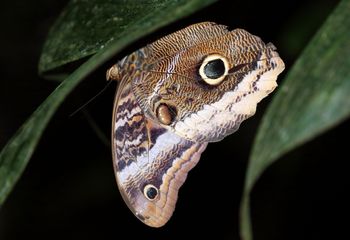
[0,0,349,239]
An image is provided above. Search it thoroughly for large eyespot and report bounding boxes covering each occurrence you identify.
[199,54,229,85]
[143,184,159,201]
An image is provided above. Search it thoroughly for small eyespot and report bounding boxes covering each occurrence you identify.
[199,54,229,85]
[143,184,159,201]
[156,103,177,125]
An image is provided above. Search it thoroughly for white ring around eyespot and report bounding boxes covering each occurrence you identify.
[198,54,229,85]
[143,184,159,201]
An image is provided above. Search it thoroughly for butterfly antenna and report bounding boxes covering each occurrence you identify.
[69,80,114,117]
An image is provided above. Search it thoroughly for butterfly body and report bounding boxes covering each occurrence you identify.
[108,22,285,227]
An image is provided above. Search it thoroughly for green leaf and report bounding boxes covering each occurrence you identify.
[0,0,216,207]
[240,0,350,239]
[39,0,215,75]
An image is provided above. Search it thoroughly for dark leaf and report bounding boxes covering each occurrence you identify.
[240,0,350,239]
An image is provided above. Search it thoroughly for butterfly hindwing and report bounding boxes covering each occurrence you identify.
[112,78,207,227]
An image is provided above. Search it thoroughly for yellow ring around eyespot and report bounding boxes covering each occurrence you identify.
[198,54,229,85]
[143,184,159,201]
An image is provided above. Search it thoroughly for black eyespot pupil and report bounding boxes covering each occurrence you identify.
[203,59,225,79]
[146,186,158,200]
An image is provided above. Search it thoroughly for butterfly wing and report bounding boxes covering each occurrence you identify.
[112,77,207,227]
[132,22,285,142]
[110,22,284,228]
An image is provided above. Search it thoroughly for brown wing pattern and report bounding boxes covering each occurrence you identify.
[108,22,285,228]
[112,77,207,227]
[132,22,285,142]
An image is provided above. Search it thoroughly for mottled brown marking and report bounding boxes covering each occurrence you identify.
[127,23,282,141]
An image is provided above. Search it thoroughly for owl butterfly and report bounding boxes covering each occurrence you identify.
[107,22,285,227]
